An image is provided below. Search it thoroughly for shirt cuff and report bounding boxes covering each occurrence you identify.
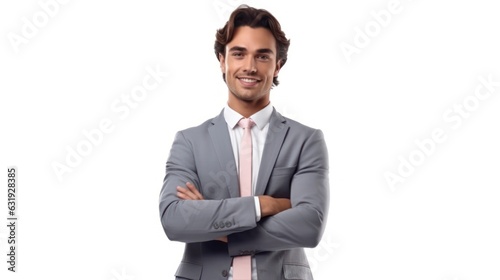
[253,196,261,222]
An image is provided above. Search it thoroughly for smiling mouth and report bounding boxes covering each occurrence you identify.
[238,77,261,86]
[239,77,260,82]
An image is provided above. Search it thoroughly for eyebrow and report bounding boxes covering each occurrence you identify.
[228,46,275,54]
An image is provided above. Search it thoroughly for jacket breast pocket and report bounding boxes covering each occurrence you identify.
[175,261,202,280]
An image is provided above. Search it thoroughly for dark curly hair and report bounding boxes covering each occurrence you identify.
[214,5,290,86]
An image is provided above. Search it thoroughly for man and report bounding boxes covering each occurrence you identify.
[159,5,329,280]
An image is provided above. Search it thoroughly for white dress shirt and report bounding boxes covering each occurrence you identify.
[223,102,273,280]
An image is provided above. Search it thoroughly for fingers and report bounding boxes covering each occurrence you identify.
[186,182,204,200]
[177,182,204,200]
[176,186,194,200]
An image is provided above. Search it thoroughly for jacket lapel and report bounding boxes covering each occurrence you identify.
[255,109,289,196]
[208,110,240,198]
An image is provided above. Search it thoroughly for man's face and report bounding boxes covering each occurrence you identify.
[219,26,281,107]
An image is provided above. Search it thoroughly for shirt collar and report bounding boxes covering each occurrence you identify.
[224,103,273,130]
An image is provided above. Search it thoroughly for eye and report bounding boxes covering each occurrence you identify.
[257,55,270,60]
[232,52,243,57]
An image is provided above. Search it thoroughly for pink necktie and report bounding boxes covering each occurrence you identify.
[233,118,255,280]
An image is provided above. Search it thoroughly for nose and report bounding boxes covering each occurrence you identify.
[243,57,257,73]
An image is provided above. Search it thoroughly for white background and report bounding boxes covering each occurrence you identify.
[1,0,500,279]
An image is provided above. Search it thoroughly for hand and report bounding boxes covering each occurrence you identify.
[176,182,204,200]
[258,195,291,217]
[216,236,228,243]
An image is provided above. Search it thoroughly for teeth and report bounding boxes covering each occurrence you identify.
[240,78,257,83]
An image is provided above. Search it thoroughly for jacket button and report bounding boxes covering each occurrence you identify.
[213,222,219,229]
[225,221,232,227]
[222,269,228,277]
[219,221,225,228]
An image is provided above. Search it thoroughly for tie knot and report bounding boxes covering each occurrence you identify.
[238,118,255,129]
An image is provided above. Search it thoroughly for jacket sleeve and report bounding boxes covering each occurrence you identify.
[227,129,330,256]
[159,131,258,243]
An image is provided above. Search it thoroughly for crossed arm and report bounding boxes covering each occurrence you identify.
[176,182,292,242]
[160,129,329,254]
[177,182,291,219]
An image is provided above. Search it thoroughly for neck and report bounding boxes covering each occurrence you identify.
[227,92,270,118]
[227,99,269,118]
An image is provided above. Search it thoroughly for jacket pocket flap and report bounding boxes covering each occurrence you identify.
[271,166,297,177]
[283,264,313,279]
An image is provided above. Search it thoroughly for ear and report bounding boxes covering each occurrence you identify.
[274,59,282,77]
[219,53,226,73]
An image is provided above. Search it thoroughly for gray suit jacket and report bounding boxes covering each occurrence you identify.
[159,108,329,280]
